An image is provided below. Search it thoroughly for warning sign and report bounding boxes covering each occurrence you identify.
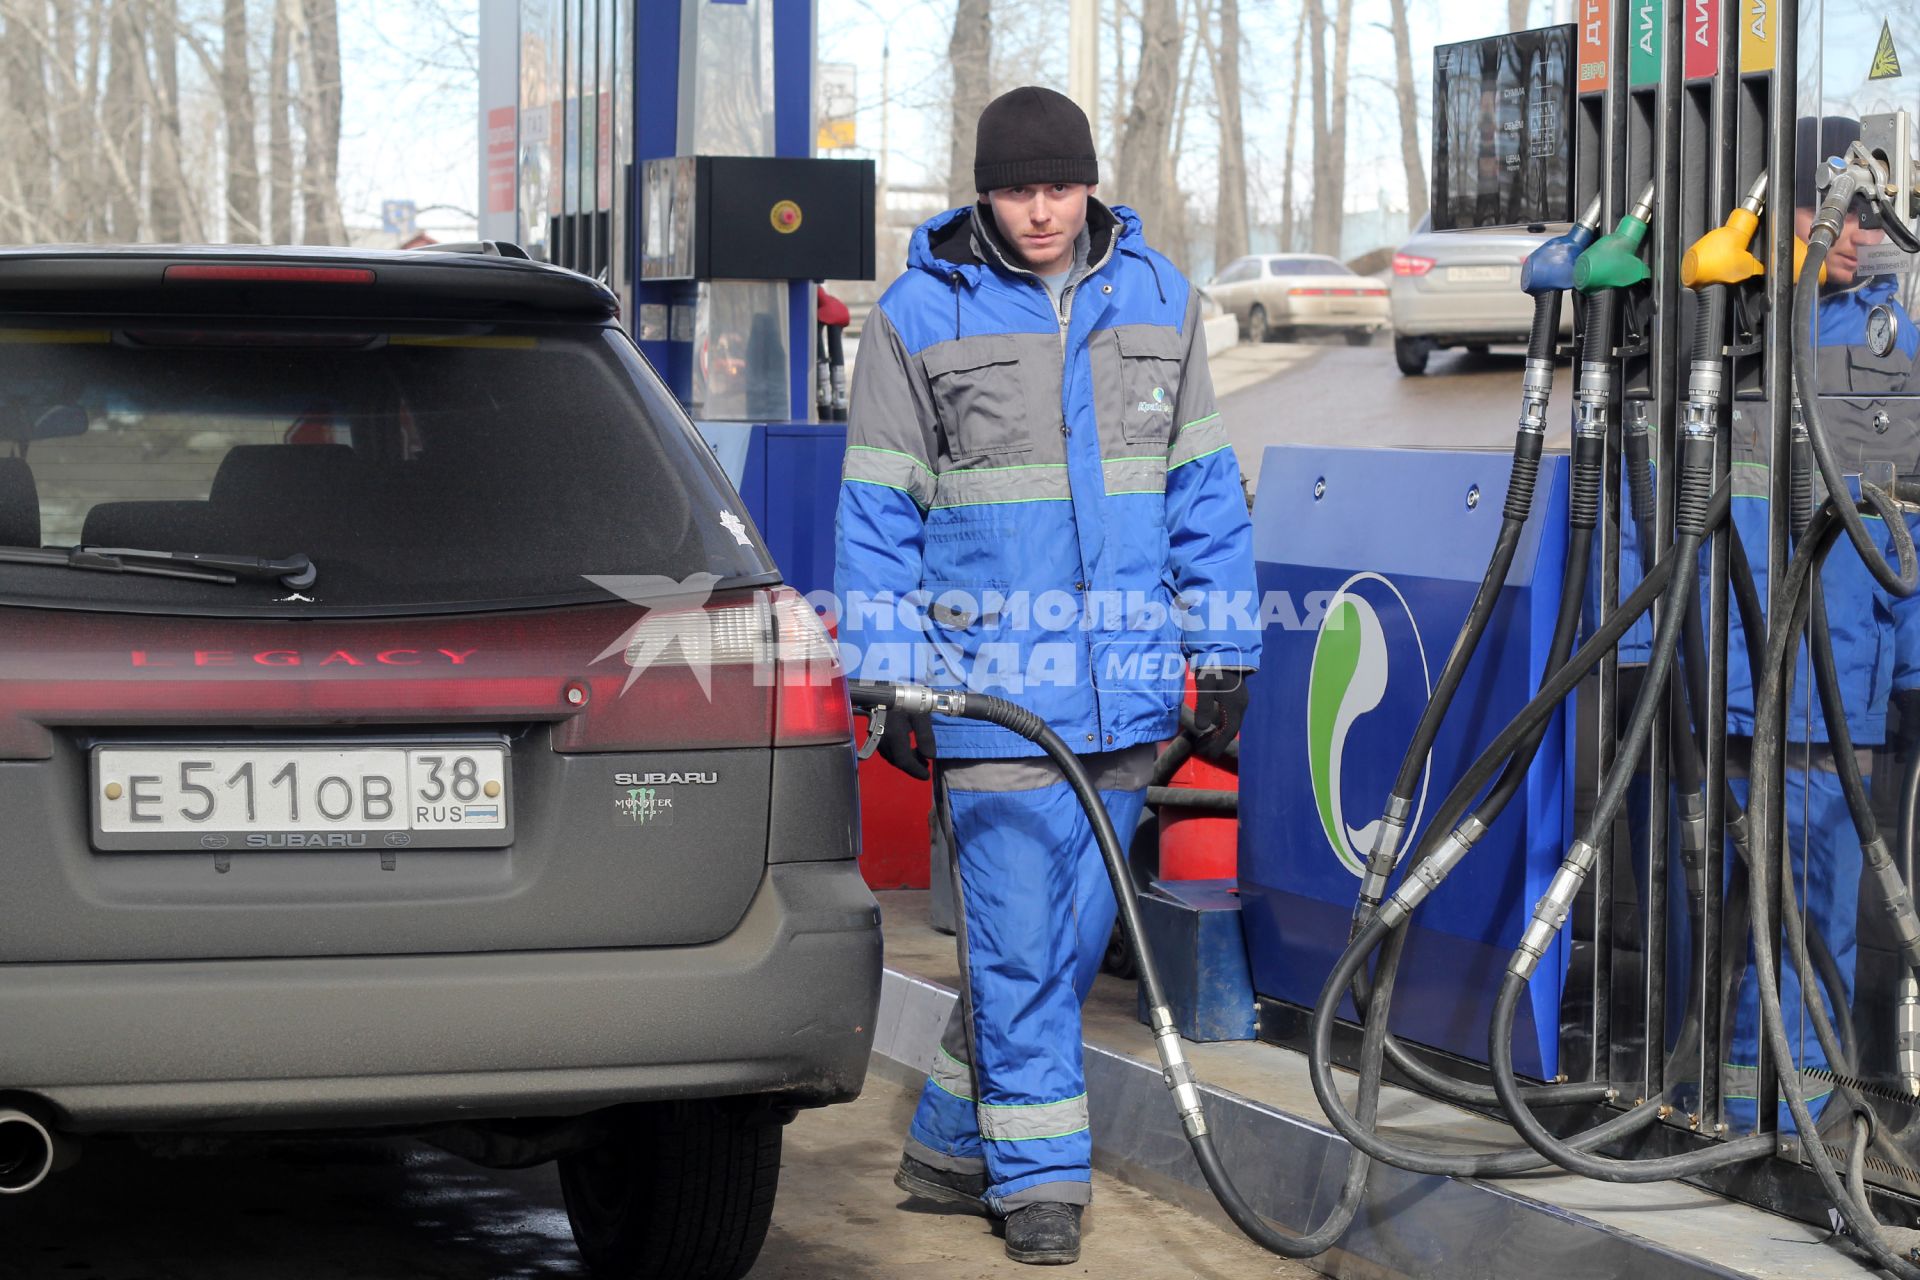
[1871,20,1902,80]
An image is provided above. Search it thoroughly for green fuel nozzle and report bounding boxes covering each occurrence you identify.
[1572,182,1657,293]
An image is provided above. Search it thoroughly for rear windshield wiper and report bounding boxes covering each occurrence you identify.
[0,546,317,589]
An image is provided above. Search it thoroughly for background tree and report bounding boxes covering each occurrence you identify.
[945,0,992,210]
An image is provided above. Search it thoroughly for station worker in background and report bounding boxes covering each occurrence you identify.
[833,85,1260,1265]
[1716,114,1920,1131]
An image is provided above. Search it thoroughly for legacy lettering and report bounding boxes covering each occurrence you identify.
[132,648,479,668]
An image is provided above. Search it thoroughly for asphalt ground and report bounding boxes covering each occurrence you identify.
[1214,336,1561,493]
[0,1077,1316,1280]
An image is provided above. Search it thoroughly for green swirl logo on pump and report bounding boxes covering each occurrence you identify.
[1306,572,1432,877]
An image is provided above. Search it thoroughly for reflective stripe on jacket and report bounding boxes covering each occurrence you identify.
[834,199,1261,758]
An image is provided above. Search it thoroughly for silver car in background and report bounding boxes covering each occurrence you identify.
[1208,254,1389,346]
[1388,215,1575,375]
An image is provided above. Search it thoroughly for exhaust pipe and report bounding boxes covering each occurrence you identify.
[0,1107,63,1195]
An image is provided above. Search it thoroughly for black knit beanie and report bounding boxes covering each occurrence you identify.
[973,86,1099,193]
[1795,115,1863,209]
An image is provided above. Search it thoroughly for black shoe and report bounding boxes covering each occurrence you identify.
[893,1153,990,1216]
[1004,1202,1082,1265]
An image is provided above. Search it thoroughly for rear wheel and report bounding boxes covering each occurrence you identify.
[1394,335,1431,376]
[1247,304,1270,344]
[560,1100,783,1280]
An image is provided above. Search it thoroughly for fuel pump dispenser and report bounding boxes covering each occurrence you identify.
[856,0,1920,1270]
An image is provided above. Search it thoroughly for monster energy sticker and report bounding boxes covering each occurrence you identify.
[615,785,676,827]
[1871,21,1903,80]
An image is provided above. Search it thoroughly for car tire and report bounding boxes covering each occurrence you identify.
[1345,330,1375,348]
[1247,304,1270,344]
[560,1100,783,1280]
[1394,335,1430,376]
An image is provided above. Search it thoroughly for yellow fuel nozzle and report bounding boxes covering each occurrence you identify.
[1681,173,1771,289]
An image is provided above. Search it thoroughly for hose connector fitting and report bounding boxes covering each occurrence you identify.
[1150,1005,1210,1138]
[1511,839,1600,980]
[1899,977,1920,1098]
[1377,815,1486,930]
[1861,835,1920,969]
[1353,800,1411,935]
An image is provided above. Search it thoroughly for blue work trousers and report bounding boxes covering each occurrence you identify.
[903,747,1152,1212]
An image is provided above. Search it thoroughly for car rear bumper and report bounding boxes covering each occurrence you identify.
[1389,286,1576,341]
[0,859,883,1133]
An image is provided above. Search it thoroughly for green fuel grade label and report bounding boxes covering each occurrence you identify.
[1629,0,1663,86]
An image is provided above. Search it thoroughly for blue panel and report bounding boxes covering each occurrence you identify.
[1237,446,1570,1079]
[774,0,814,419]
[1132,879,1259,1042]
[631,0,680,383]
[758,422,848,598]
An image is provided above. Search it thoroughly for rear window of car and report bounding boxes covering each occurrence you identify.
[1268,258,1352,277]
[0,319,772,616]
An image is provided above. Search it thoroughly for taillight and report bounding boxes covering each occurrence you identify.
[772,590,852,745]
[553,586,849,752]
[164,264,376,285]
[1392,253,1435,277]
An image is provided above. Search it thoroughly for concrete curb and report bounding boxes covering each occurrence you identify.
[870,966,1852,1280]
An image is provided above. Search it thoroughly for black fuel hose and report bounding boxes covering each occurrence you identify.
[1792,233,1920,600]
[1351,289,1562,919]
[1743,487,1920,1280]
[1306,485,1738,1172]
[847,680,1371,1257]
[1485,436,1774,1182]
[1345,430,1616,1123]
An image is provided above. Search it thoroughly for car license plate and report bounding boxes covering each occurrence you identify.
[91,740,512,852]
[1447,265,1511,283]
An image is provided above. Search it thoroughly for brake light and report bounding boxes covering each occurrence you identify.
[164,265,376,285]
[771,590,852,745]
[1392,254,1435,277]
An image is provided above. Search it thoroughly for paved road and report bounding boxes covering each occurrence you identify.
[0,1078,1314,1280]
[1214,336,1569,493]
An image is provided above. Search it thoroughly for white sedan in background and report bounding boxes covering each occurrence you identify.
[1206,254,1389,346]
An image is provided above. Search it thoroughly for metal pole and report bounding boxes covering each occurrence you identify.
[1069,0,1100,157]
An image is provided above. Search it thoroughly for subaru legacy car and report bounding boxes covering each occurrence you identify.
[1388,214,1576,374]
[1206,253,1388,345]
[0,245,881,1280]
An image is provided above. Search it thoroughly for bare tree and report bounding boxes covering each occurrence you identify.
[1,3,51,241]
[1203,0,1248,269]
[104,0,145,240]
[1508,0,1529,31]
[298,0,344,244]
[268,0,295,243]
[1307,0,1351,256]
[1116,0,1181,263]
[1385,0,1426,229]
[143,0,192,241]
[946,0,992,209]
[222,0,260,241]
[1280,13,1304,251]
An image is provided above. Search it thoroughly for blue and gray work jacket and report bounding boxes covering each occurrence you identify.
[834,199,1262,759]
[1605,278,1920,745]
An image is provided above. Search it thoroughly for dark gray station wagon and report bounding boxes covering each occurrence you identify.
[0,245,881,1280]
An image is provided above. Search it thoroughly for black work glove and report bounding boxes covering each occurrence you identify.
[874,708,936,780]
[1191,667,1251,762]
[1893,688,1920,756]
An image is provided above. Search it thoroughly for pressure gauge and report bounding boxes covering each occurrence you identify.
[1868,303,1900,358]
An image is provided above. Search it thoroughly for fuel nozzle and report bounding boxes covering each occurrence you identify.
[1572,183,1657,293]
[1681,172,1768,289]
[1521,194,1606,295]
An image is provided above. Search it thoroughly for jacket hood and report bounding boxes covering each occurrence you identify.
[906,198,1144,282]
